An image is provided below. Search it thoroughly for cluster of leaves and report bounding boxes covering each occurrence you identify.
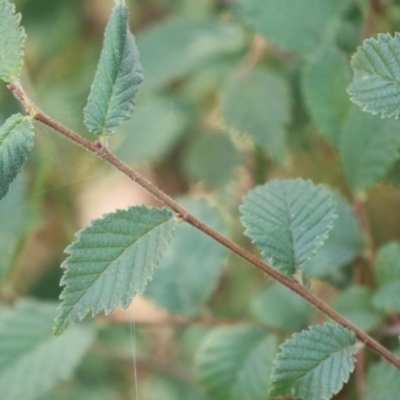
[1,0,400,399]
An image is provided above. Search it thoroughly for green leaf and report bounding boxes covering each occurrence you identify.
[235,0,342,55]
[303,191,364,280]
[138,17,244,90]
[375,242,400,285]
[116,97,189,164]
[302,44,351,147]
[0,300,95,400]
[144,199,227,317]
[196,326,277,400]
[221,68,291,162]
[269,323,359,400]
[183,131,240,189]
[365,359,400,400]
[83,3,143,136]
[348,33,400,118]
[0,0,26,83]
[251,282,313,331]
[373,281,400,313]
[332,286,383,332]
[54,206,177,335]
[240,179,336,277]
[340,105,400,194]
[0,113,34,202]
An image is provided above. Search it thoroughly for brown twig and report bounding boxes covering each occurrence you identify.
[8,84,400,370]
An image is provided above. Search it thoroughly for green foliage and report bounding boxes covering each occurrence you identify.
[0,300,95,400]
[196,326,277,400]
[221,68,290,162]
[240,179,336,277]
[269,324,359,400]
[0,113,34,201]
[54,206,177,335]
[83,2,143,136]
[0,0,26,83]
[365,359,400,400]
[348,33,400,118]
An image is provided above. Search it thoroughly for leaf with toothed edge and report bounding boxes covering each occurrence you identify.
[54,206,177,335]
[83,1,143,136]
[269,323,360,400]
[240,179,337,277]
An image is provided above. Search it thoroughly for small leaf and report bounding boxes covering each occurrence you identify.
[0,113,34,202]
[240,179,336,277]
[348,33,400,118]
[373,281,400,313]
[196,326,277,400]
[0,300,95,400]
[340,105,400,194]
[221,68,291,162]
[144,200,227,317]
[375,242,400,285]
[54,206,177,335]
[269,323,359,400]
[0,0,26,83]
[365,359,400,400]
[84,2,143,136]
[251,282,313,331]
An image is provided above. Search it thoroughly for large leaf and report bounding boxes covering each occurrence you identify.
[83,2,143,136]
[365,359,400,400]
[240,179,336,277]
[54,206,177,335]
[0,0,26,83]
[302,44,351,147]
[235,0,342,55]
[348,33,400,118]
[0,300,95,400]
[340,105,400,194]
[0,113,34,202]
[269,323,359,400]
[251,282,313,331]
[196,326,277,400]
[137,17,244,90]
[221,68,291,162]
[144,200,227,317]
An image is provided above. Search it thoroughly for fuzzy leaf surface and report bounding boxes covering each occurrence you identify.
[84,3,143,136]
[269,324,359,400]
[240,179,336,277]
[0,0,26,83]
[348,33,400,118]
[0,300,94,400]
[0,113,34,202]
[340,105,400,194]
[196,326,277,400]
[221,68,290,162]
[54,206,177,335]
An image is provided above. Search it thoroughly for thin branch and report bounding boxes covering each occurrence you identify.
[8,84,400,370]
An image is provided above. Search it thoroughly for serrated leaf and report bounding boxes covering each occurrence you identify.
[196,326,277,400]
[54,206,177,335]
[235,0,343,55]
[144,199,227,317]
[83,3,143,136]
[302,44,351,147]
[221,68,290,162]
[251,282,313,331]
[240,179,336,277]
[269,323,359,400]
[0,300,95,400]
[365,359,400,400]
[0,113,34,202]
[348,33,400,118]
[138,17,244,90]
[340,105,400,194]
[0,0,26,83]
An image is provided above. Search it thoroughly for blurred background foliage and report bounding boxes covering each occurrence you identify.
[2,0,400,399]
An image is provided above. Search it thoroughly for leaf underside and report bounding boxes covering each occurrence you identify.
[240,179,336,277]
[0,0,26,83]
[0,113,34,202]
[54,206,177,335]
[84,2,143,136]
